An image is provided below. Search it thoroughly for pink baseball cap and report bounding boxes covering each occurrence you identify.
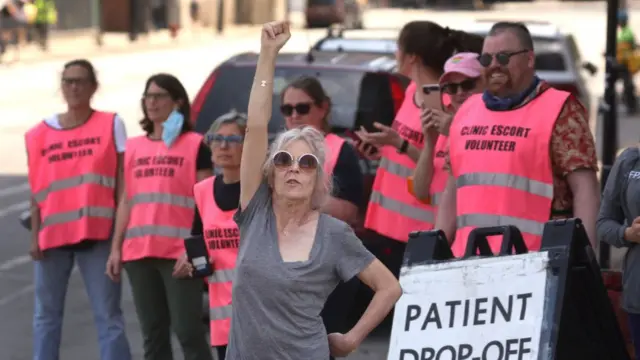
[439,52,483,85]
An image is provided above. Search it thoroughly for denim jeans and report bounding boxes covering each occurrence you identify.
[33,240,131,360]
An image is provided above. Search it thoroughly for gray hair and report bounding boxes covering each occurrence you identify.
[262,126,332,210]
[206,109,248,140]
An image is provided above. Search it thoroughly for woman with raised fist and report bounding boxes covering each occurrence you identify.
[225,21,401,360]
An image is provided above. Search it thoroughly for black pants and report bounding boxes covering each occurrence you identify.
[621,67,638,114]
[214,345,226,360]
[124,258,213,360]
[32,22,49,50]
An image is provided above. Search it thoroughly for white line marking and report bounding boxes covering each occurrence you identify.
[0,183,29,198]
[0,267,80,308]
[0,255,31,272]
[0,284,34,307]
[0,201,29,219]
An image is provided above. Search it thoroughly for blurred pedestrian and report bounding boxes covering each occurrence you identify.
[355,20,483,278]
[226,21,401,359]
[32,0,56,51]
[436,22,600,255]
[597,147,640,358]
[167,0,180,38]
[617,9,639,114]
[411,52,484,207]
[0,0,30,62]
[106,73,214,360]
[280,76,365,353]
[185,110,247,360]
[25,59,132,360]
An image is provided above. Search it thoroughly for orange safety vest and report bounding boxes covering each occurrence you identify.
[193,176,238,346]
[448,89,569,257]
[364,82,435,242]
[324,133,345,176]
[122,132,203,262]
[25,111,118,250]
[430,135,449,207]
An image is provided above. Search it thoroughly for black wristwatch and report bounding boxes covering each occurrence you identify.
[397,139,409,154]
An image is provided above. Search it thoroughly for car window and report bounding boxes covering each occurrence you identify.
[532,39,568,71]
[194,66,397,136]
[315,38,398,54]
[535,52,567,71]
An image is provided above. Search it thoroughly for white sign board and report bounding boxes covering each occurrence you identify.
[387,251,550,360]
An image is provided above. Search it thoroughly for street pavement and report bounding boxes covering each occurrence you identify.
[0,2,636,359]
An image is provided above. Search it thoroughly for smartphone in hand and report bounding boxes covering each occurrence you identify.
[422,84,440,95]
[345,130,379,156]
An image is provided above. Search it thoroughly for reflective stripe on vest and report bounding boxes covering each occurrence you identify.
[122,132,203,262]
[429,135,449,206]
[364,82,435,242]
[448,89,569,257]
[210,305,233,321]
[25,111,118,250]
[194,176,239,347]
[324,133,345,176]
[33,173,116,204]
[129,193,196,207]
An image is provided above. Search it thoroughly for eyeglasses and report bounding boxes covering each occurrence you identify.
[206,134,244,147]
[142,92,172,101]
[62,77,91,86]
[477,49,529,67]
[280,103,312,116]
[442,78,478,95]
[272,151,319,171]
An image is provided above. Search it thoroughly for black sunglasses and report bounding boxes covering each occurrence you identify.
[280,103,312,116]
[272,151,319,171]
[206,134,244,146]
[442,78,478,95]
[477,49,529,67]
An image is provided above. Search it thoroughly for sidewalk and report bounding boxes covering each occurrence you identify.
[0,24,262,66]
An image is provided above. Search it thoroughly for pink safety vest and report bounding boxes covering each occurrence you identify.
[364,82,436,242]
[122,132,203,262]
[25,111,118,250]
[448,89,569,257]
[193,176,238,346]
[324,133,345,176]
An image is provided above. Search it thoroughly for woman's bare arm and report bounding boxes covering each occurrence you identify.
[411,139,437,201]
[240,22,291,209]
[347,260,402,345]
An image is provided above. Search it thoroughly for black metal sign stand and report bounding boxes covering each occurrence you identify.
[402,219,629,360]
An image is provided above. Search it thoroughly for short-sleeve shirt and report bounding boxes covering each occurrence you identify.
[226,182,375,360]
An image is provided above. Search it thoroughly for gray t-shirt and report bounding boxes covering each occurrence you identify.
[226,182,375,360]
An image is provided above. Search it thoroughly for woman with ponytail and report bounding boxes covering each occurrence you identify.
[355,21,483,277]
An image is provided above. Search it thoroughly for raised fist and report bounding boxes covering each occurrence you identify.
[261,21,291,53]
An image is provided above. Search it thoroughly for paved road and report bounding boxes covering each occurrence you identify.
[0,2,636,359]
